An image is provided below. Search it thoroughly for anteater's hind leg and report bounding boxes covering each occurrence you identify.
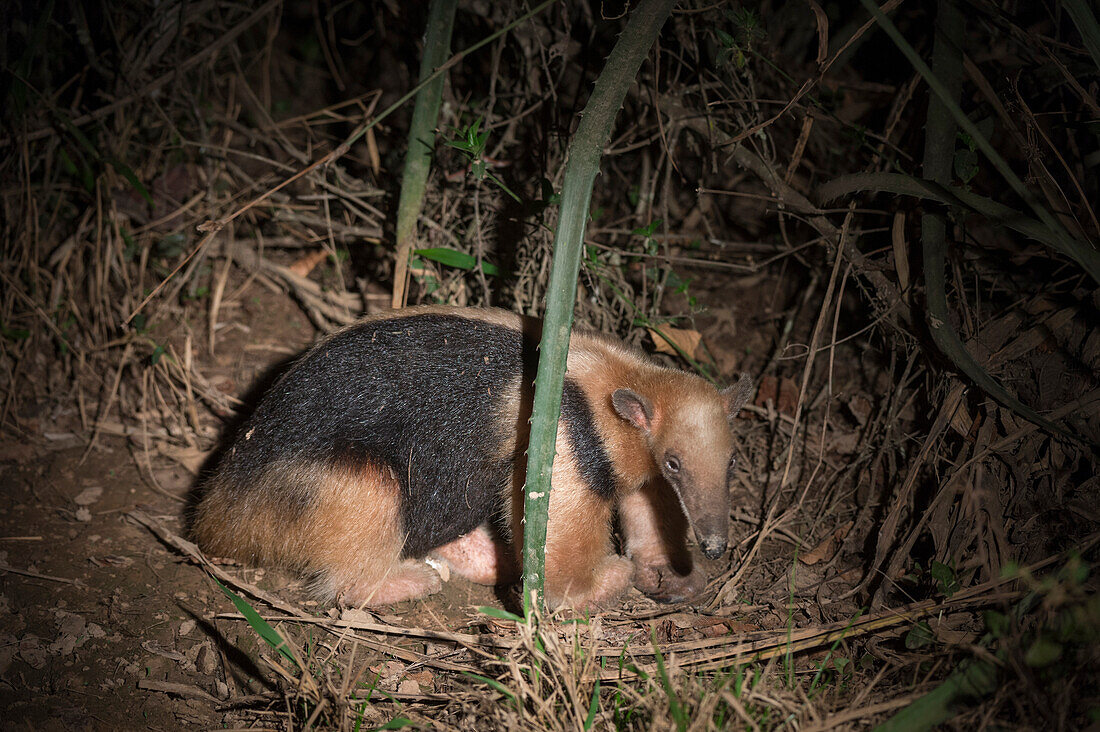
[619,481,705,603]
[429,524,519,586]
[302,463,441,607]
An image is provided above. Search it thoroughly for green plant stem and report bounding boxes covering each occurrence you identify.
[520,0,677,614]
[391,0,458,309]
[873,658,998,732]
[857,0,1098,286]
[1061,0,1100,75]
[924,1,1072,440]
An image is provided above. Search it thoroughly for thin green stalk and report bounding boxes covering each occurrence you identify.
[391,0,458,309]
[867,0,1083,441]
[857,0,1099,285]
[1061,0,1100,75]
[520,0,677,614]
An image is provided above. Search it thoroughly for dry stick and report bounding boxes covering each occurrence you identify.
[590,534,1100,681]
[855,382,966,606]
[82,342,134,460]
[714,0,904,148]
[215,611,515,651]
[963,56,1098,239]
[673,109,910,326]
[0,563,82,586]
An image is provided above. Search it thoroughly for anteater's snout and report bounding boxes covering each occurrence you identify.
[700,536,727,559]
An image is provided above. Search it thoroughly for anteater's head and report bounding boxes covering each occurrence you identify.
[612,373,754,559]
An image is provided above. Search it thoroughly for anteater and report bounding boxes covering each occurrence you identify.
[192,306,753,609]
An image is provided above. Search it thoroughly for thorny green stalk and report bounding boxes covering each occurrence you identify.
[521,0,677,614]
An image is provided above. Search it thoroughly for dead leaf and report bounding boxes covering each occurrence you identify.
[648,326,703,359]
[74,485,103,506]
[891,211,909,293]
[157,444,211,475]
[846,395,873,426]
[407,668,434,689]
[288,250,328,278]
[800,521,853,565]
[829,429,861,455]
[930,614,978,646]
[18,636,47,669]
[366,127,381,176]
[754,375,799,415]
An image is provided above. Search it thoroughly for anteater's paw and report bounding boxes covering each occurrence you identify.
[430,525,519,586]
[337,560,442,608]
[549,555,634,612]
[633,562,707,604]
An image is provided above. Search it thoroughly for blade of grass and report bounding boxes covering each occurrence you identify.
[819,172,1100,273]
[214,578,298,668]
[651,627,687,732]
[868,0,1078,440]
[583,679,602,730]
[1061,0,1100,75]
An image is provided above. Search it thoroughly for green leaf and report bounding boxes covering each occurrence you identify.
[905,621,935,650]
[983,610,1009,639]
[583,679,601,730]
[953,148,979,183]
[476,606,525,623]
[214,579,298,667]
[930,561,959,597]
[1024,637,1062,668]
[150,345,166,365]
[414,247,500,276]
[631,218,663,237]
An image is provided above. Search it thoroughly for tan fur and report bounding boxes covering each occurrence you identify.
[619,483,705,601]
[506,428,634,610]
[194,461,441,606]
[562,329,737,603]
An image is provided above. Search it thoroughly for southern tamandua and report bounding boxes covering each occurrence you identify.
[192,306,753,609]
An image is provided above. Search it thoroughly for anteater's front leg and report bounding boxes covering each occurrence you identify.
[539,454,633,610]
[619,480,707,603]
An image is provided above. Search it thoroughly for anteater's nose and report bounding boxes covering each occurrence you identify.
[700,536,727,559]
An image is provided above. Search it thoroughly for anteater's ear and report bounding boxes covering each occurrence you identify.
[721,374,754,421]
[612,389,654,432]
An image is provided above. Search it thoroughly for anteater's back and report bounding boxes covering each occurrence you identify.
[192,307,539,598]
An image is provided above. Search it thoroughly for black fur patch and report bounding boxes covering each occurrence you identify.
[561,378,615,498]
[214,312,617,558]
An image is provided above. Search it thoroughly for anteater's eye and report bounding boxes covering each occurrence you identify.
[664,455,681,473]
